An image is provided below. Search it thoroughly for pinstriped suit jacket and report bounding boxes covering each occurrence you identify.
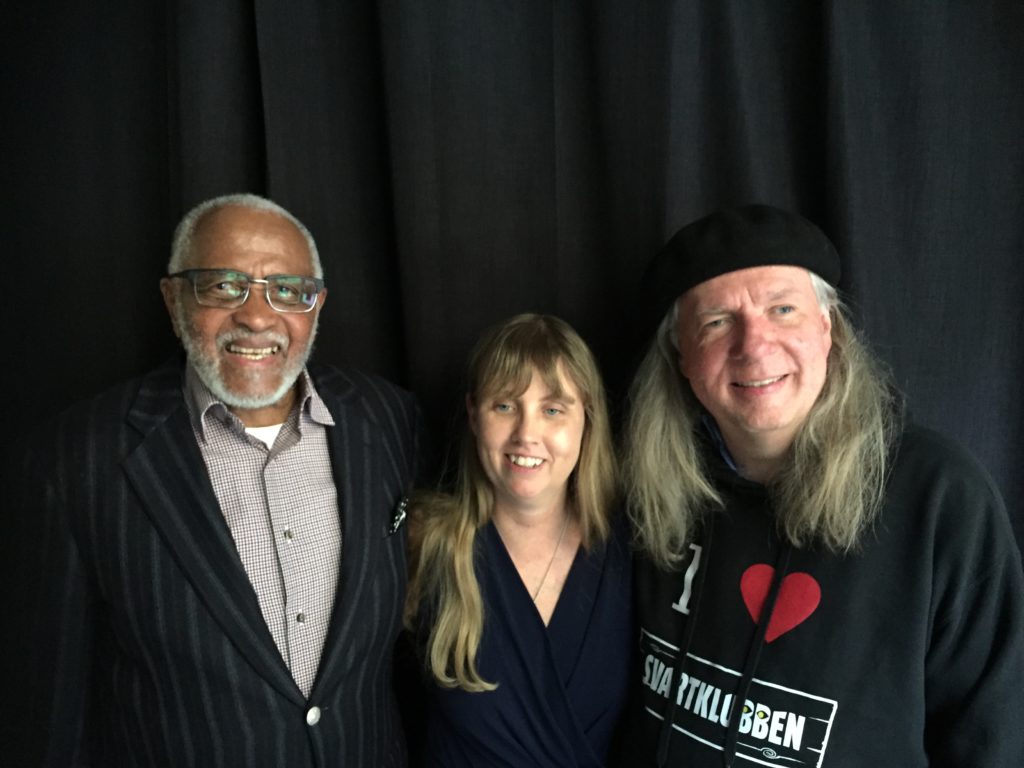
[9,359,419,767]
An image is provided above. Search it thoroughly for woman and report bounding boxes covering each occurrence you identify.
[406,313,632,767]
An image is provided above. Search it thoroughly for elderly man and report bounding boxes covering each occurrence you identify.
[10,194,419,766]
[616,205,1024,766]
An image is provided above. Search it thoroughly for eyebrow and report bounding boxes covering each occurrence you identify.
[695,286,804,316]
[544,394,578,405]
[487,388,577,406]
[519,390,578,405]
[764,287,802,302]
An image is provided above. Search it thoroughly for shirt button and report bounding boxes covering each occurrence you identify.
[296,612,307,624]
[283,527,294,541]
[306,706,321,726]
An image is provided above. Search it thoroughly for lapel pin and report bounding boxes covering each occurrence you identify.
[388,496,409,535]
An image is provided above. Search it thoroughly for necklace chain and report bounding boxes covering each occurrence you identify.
[531,513,570,602]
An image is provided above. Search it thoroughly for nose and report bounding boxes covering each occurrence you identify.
[510,409,538,444]
[732,315,774,360]
[230,283,280,331]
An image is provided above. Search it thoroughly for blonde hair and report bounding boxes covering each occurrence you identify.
[624,273,900,569]
[405,313,617,691]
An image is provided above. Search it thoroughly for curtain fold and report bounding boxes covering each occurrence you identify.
[4,0,1021,542]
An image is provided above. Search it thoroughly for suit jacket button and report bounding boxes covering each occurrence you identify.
[306,706,321,726]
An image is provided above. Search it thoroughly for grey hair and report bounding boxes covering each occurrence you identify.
[624,270,899,568]
[167,193,323,278]
[623,302,720,566]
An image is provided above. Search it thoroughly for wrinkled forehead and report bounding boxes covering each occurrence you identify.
[679,265,818,311]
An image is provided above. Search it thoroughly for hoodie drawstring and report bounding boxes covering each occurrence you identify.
[720,543,793,767]
[655,512,716,767]
[653,525,794,768]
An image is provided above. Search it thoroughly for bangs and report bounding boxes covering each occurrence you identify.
[471,321,578,403]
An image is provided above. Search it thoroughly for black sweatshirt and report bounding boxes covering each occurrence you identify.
[615,424,1024,767]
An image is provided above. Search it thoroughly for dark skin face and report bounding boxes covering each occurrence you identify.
[160,206,327,427]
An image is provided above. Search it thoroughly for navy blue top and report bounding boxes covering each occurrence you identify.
[422,519,633,767]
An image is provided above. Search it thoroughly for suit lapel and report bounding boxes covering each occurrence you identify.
[121,363,302,704]
[312,382,388,694]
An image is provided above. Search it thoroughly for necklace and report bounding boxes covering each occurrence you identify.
[531,513,570,602]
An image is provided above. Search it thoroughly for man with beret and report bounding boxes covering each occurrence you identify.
[7,194,419,766]
[615,204,1024,766]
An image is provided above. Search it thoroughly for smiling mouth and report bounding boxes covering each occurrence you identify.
[733,375,784,388]
[507,454,544,468]
[226,343,281,361]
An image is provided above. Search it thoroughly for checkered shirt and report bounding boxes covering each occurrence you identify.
[184,365,340,698]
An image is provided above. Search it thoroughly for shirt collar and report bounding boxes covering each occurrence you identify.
[701,413,741,474]
[184,364,335,442]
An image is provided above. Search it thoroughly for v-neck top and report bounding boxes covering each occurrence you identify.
[422,518,633,767]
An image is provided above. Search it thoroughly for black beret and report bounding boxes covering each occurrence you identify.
[637,204,841,343]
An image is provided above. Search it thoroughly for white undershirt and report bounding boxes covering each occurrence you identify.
[245,423,284,448]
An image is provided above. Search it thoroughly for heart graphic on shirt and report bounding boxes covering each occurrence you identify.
[740,564,821,643]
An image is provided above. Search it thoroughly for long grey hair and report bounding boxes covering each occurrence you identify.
[623,273,900,569]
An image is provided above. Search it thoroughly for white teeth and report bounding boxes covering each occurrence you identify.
[508,455,544,468]
[227,344,278,359]
[736,376,783,388]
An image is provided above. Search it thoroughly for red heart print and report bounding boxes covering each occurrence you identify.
[740,564,821,643]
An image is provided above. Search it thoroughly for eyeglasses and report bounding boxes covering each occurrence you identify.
[168,269,325,313]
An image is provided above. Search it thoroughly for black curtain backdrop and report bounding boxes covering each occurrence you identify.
[4,2,1022,545]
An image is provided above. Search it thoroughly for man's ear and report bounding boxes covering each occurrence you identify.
[159,278,182,339]
[821,307,833,356]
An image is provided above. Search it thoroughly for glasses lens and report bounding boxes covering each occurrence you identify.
[266,276,321,312]
[192,270,248,307]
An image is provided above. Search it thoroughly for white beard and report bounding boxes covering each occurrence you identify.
[174,300,317,411]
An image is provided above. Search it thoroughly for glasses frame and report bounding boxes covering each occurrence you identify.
[168,269,325,313]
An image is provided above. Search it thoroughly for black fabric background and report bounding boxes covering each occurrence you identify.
[4,2,1022,547]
